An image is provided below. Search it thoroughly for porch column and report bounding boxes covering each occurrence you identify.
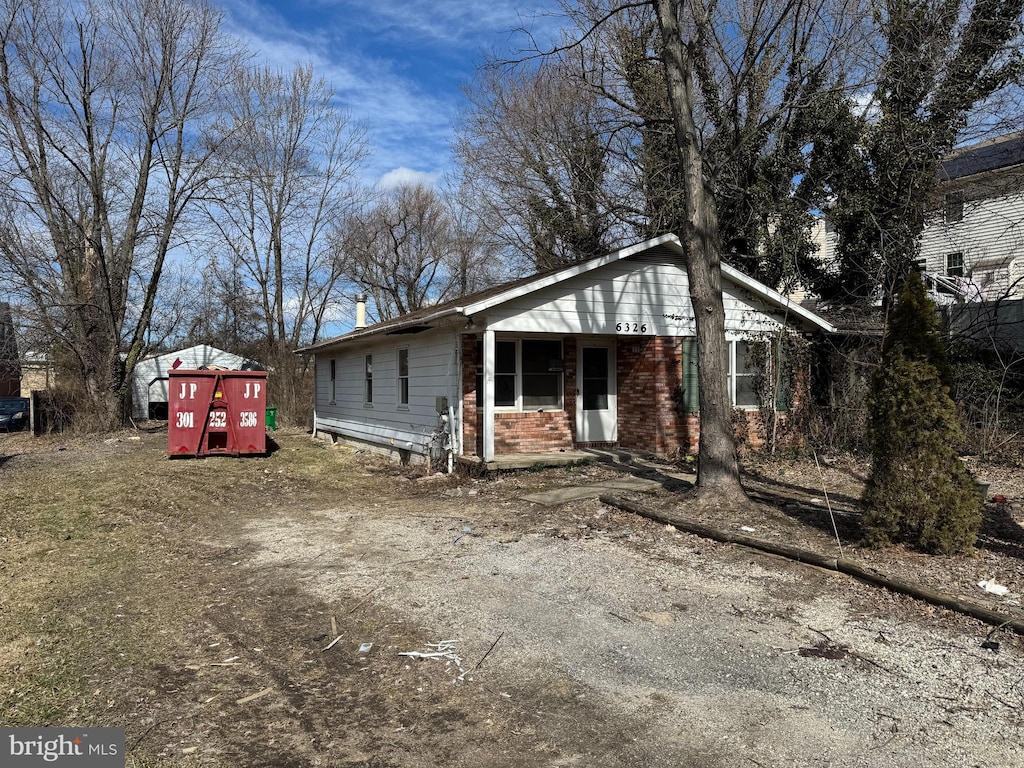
[482,328,495,461]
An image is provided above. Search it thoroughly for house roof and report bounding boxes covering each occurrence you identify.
[301,234,837,353]
[941,132,1024,180]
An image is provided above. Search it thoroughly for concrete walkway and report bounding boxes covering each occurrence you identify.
[520,475,675,506]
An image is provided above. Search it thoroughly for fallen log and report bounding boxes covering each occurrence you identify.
[600,493,1024,635]
[601,493,839,570]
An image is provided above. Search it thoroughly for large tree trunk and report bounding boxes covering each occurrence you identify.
[653,0,746,503]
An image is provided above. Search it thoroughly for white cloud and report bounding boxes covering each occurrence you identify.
[852,89,881,124]
[306,0,564,49]
[218,0,466,183]
[377,167,442,189]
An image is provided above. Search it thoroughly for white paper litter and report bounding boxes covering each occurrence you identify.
[740,526,756,533]
[978,579,1009,597]
[398,640,466,680]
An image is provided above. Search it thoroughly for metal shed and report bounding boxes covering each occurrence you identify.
[131,344,248,420]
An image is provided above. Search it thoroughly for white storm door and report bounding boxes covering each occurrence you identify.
[577,344,617,442]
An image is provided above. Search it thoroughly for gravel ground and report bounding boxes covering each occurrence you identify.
[4,429,1023,766]
[241,462,1024,768]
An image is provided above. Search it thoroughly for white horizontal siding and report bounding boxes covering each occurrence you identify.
[920,190,1024,299]
[314,331,459,455]
[486,254,783,335]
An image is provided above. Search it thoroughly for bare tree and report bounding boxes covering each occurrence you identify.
[337,182,497,321]
[455,59,626,272]
[206,63,367,421]
[0,0,241,428]
[535,0,858,501]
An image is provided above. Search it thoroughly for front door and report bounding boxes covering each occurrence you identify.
[577,343,616,443]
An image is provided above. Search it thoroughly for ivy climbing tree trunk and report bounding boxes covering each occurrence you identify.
[652,0,746,503]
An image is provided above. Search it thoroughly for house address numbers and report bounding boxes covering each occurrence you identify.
[615,322,649,333]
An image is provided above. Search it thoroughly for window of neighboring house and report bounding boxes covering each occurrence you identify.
[945,192,964,224]
[475,338,563,410]
[946,251,965,278]
[364,354,373,405]
[397,348,409,408]
[329,359,336,403]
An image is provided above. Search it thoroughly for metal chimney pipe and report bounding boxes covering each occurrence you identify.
[355,294,367,329]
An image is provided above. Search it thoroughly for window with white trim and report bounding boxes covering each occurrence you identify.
[329,359,336,403]
[364,354,373,405]
[476,338,564,410]
[727,339,760,408]
[945,192,964,224]
[946,251,964,278]
[397,348,409,407]
[494,340,516,406]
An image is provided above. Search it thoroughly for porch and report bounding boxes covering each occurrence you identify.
[456,446,682,473]
[456,450,594,472]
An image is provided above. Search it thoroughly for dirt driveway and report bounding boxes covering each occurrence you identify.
[1,429,1023,767]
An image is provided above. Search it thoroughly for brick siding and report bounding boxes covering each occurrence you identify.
[617,337,698,454]
[461,332,793,458]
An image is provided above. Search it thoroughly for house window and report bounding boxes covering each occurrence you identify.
[683,338,787,412]
[728,340,760,409]
[475,338,563,410]
[946,252,964,278]
[522,339,563,408]
[364,354,373,405]
[495,340,517,406]
[329,359,336,403]
[945,192,964,224]
[397,348,409,407]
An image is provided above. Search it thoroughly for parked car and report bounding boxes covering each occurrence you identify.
[0,397,29,431]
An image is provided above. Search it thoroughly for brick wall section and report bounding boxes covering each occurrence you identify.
[735,411,798,452]
[460,334,479,457]
[617,337,698,454]
[494,411,574,453]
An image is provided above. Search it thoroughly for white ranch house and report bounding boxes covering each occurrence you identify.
[301,234,836,466]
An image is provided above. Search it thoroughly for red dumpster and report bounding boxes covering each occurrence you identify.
[168,370,268,457]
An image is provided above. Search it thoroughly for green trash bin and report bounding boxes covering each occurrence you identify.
[265,406,277,431]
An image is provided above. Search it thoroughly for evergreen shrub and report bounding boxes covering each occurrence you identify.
[862,273,982,554]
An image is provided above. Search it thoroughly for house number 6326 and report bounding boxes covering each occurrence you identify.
[615,322,648,333]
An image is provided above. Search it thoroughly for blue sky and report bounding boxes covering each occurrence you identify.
[218,0,566,188]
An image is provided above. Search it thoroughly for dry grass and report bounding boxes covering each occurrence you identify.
[0,429,371,737]
[4,429,1023,767]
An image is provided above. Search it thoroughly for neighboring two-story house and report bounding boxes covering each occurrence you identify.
[919,132,1024,303]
